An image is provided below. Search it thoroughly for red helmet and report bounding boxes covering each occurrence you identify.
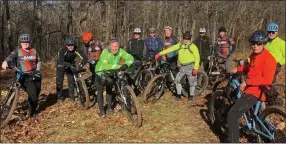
[82,32,93,44]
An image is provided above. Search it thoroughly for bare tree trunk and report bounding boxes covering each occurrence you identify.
[156,1,163,30]
[4,0,13,52]
[212,2,218,44]
[0,1,4,61]
[177,2,184,41]
[143,1,150,38]
[105,2,111,42]
[67,1,73,35]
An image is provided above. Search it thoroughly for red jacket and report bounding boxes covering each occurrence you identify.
[237,48,276,101]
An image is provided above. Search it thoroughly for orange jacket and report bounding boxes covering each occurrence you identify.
[237,48,276,101]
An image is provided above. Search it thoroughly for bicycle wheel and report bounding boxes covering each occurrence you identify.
[137,70,153,92]
[122,86,142,127]
[260,106,286,143]
[0,87,19,128]
[269,84,286,107]
[77,78,91,109]
[195,69,209,96]
[142,74,165,104]
[208,90,232,135]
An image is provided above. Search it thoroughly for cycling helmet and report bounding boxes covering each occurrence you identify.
[19,34,31,43]
[164,26,172,31]
[134,28,142,33]
[82,32,93,44]
[218,27,226,32]
[267,23,279,32]
[248,30,268,43]
[183,31,192,39]
[65,37,75,45]
[199,28,206,33]
[110,38,120,43]
[149,28,156,32]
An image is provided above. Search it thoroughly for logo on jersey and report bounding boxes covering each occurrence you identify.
[218,41,227,44]
[22,56,36,60]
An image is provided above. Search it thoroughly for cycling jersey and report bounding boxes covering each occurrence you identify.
[266,36,285,65]
[159,42,200,70]
[95,48,134,75]
[237,48,276,101]
[5,46,41,72]
[57,46,88,67]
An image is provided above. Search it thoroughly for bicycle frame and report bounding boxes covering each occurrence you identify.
[231,78,276,141]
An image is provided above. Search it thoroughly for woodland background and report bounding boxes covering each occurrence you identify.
[0,0,285,62]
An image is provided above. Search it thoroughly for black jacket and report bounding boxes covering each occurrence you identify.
[57,46,88,67]
[194,35,211,60]
[127,38,146,60]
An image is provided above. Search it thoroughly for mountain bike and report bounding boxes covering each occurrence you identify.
[207,52,229,87]
[0,67,37,128]
[128,58,155,93]
[98,69,142,127]
[208,72,286,142]
[142,59,208,103]
[71,64,95,109]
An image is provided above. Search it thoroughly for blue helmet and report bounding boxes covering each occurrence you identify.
[19,34,31,43]
[248,31,268,43]
[267,23,279,32]
[65,37,75,45]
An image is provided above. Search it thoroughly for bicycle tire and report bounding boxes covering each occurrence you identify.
[269,84,286,107]
[208,89,225,125]
[137,69,153,92]
[78,77,91,109]
[142,74,165,104]
[0,87,19,128]
[260,106,286,143]
[208,89,232,137]
[195,69,209,96]
[123,86,142,127]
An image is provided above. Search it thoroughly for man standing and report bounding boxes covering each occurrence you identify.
[81,32,103,84]
[214,27,236,73]
[155,31,200,102]
[266,23,285,83]
[194,28,211,71]
[144,28,164,59]
[2,34,42,117]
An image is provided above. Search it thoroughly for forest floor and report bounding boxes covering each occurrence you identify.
[0,52,285,143]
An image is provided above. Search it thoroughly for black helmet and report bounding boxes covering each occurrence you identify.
[65,37,75,45]
[19,34,31,43]
[248,30,268,43]
[183,31,192,39]
[218,27,226,33]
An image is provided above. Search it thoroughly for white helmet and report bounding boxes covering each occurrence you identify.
[199,28,206,33]
[134,28,142,33]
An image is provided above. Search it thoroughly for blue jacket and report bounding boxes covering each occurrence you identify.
[144,36,164,57]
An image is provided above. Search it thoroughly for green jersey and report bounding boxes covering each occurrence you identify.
[95,48,134,75]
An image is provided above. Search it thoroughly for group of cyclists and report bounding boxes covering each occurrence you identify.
[1,22,285,142]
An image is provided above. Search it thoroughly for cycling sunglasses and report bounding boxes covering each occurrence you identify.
[67,44,74,47]
[250,42,263,46]
[267,31,276,34]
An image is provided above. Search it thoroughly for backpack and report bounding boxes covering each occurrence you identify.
[178,42,193,54]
